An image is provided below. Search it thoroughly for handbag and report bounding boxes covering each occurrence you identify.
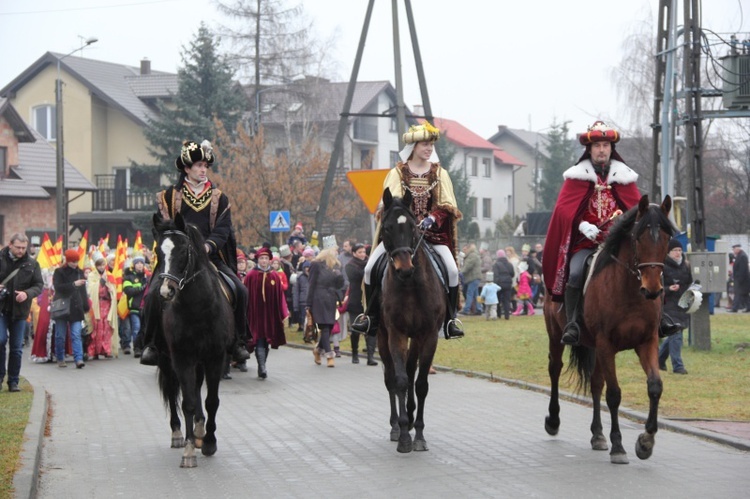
[50,297,71,320]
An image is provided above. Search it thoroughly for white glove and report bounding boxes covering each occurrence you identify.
[578,221,600,241]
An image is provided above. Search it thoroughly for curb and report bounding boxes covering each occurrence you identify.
[13,383,48,499]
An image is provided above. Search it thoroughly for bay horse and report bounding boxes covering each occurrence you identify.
[544,194,674,464]
[377,188,445,453]
[146,212,234,468]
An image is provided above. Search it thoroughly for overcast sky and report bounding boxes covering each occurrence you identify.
[0,0,747,139]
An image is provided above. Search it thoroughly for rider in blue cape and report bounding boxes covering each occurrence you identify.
[350,121,464,340]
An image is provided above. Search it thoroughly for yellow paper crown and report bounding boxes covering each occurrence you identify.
[403,120,440,144]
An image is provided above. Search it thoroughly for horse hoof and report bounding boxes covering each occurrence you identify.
[194,438,203,449]
[397,440,413,453]
[635,434,654,460]
[591,435,608,451]
[544,416,559,436]
[180,456,197,468]
[390,428,400,442]
[201,441,217,457]
[413,439,429,452]
[171,437,185,448]
[610,452,629,465]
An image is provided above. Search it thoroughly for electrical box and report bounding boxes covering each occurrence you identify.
[687,252,727,293]
[721,54,750,109]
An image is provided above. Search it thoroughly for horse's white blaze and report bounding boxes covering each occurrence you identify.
[160,237,175,297]
[397,215,407,224]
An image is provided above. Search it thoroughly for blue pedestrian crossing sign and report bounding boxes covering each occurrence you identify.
[269,210,291,232]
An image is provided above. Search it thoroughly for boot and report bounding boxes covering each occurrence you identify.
[139,345,158,366]
[351,283,379,336]
[443,286,465,339]
[313,345,321,365]
[326,351,335,368]
[561,285,583,345]
[334,346,341,358]
[511,303,524,316]
[527,302,535,316]
[351,333,360,364]
[255,345,268,379]
[366,335,378,366]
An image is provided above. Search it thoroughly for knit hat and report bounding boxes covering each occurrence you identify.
[175,140,214,170]
[302,248,315,258]
[294,222,303,231]
[132,255,146,265]
[64,249,80,263]
[496,249,506,258]
[485,272,494,282]
[279,244,292,257]
[236,250,247,262]
[668,238,682,252]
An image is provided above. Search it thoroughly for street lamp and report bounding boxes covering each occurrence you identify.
[56,36,98,248]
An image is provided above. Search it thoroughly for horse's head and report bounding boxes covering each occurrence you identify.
[152,212,207,301]
[632,194,674,299]
[380,188,418,279]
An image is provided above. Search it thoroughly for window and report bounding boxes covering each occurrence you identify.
[0,147,6,178]
[470,157,478,177]
[33,105,56,140]
[390,118,397,132]
[482,198,492,219]
[470,197,477,218]
[390,151,400,166]
[483,158,491,178]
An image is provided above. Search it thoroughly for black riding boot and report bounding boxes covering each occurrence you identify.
[139,295,159,366]
[351,332,361,364]
[255,343,268,379]
[366,335,378,366]
[443,286,465,339]
[231,285,251,362]
[561,285,583,345]
[351,283,379,336]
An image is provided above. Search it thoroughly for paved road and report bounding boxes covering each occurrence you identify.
[16,345,750,498]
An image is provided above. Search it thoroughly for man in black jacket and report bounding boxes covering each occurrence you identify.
[140,140,250,365]
[0,234,43,391]
[731,244,750,312]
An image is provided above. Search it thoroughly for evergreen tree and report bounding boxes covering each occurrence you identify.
[136,23,246,181]
[539,120,577,210]
[437,139,472,236]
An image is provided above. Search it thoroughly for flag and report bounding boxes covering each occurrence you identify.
[113,236,129,320]
[98,233,110,254]
[77,230,89,269]
[36,233,55,270]
[52,236,63,267]
[134,231,144,253]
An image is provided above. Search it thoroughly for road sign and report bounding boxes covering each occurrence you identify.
[269,210,291,232]
[346,169,389,214]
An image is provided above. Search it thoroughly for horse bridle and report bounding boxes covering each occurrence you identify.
[386,210,425,263]
[610,222,665,281]
[158,229,204,290]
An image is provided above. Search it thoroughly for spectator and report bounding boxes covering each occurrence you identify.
[492,249,515,320]
[479,272,501,320]
[287,223,307,247]
[123,255,148,356]
[512,261,535,316]
[659,239,692,374]
[345,243,377,365]
[293,261,312,334]
[460,243,483,315]
[52,249,90,368]
[307,246,344,368]
[0,233,43,391]
[730,244,749,312]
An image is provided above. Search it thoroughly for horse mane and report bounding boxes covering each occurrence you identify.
[592,203,675,277]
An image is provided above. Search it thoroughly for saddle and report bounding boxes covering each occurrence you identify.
[210,262,236,309]
[581,249,600,296]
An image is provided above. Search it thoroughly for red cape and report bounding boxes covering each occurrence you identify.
[244,267,288,350]
[542,177,641,300]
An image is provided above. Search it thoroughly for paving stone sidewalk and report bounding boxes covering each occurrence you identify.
[15,345,750,498]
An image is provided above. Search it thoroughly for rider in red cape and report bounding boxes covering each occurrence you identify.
[244,247,288,379]
[542,121,642,345]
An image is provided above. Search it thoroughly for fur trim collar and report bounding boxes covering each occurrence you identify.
[563,159,638,185]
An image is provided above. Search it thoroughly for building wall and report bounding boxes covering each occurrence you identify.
[456,148,513,237]
[0,197,56,242]
[490,134,536,217]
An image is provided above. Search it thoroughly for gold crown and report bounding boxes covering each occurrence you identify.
[402,121,440,144]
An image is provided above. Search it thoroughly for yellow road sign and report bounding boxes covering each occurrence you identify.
[346,169,389,214]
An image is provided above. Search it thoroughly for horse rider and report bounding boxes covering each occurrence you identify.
[140,140,251,365]
[350,121,464,340]
[542,121,641,346]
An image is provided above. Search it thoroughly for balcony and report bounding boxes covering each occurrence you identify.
[93,174,154,211]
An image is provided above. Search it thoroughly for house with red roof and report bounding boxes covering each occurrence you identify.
[431,117,524,237]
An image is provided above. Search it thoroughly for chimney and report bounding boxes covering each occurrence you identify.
[140,58,151,75]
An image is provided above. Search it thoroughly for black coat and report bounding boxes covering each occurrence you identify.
[663,255,693,326]
[52,265,89,322]
[492,257,515,289]
[306,262,344,325]
[733,250,750,294]
[345,257,367,316]
[0,247,43,321]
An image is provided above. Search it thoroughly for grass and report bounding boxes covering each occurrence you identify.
[0,379,33,499]
[288,313,750,421]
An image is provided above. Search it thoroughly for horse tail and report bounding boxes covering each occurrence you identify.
[157,361,181,409]
[566,345,595,394]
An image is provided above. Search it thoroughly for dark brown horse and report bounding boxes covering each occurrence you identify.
[377,188,445,453]
[145,213,234,468]
[544,195,674,464]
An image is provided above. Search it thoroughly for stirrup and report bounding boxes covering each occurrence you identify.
[444,318,464,340]
[561,322,581,346]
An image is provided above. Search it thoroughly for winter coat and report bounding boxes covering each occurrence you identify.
[123,268,148,313]
[733,249,750,294]
[462,248,482,283]
[663,254,693,327]
[293,270,310,314]
[345,256,367,316]
[52,264,90,322]
[306,261,344,326]
[0,246,43,322]
[492,257,515,289]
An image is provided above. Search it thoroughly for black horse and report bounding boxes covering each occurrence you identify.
[377,188,445,453]
[146,212,234,468]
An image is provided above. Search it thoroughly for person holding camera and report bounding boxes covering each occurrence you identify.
[0,233,43,392]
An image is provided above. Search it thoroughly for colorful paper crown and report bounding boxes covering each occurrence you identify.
[175,140,215,170]
[402,121,440,144]
[579,121,620,145]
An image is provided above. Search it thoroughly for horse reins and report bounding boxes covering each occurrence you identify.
[609,223,665,281]
[158,229,204,290]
